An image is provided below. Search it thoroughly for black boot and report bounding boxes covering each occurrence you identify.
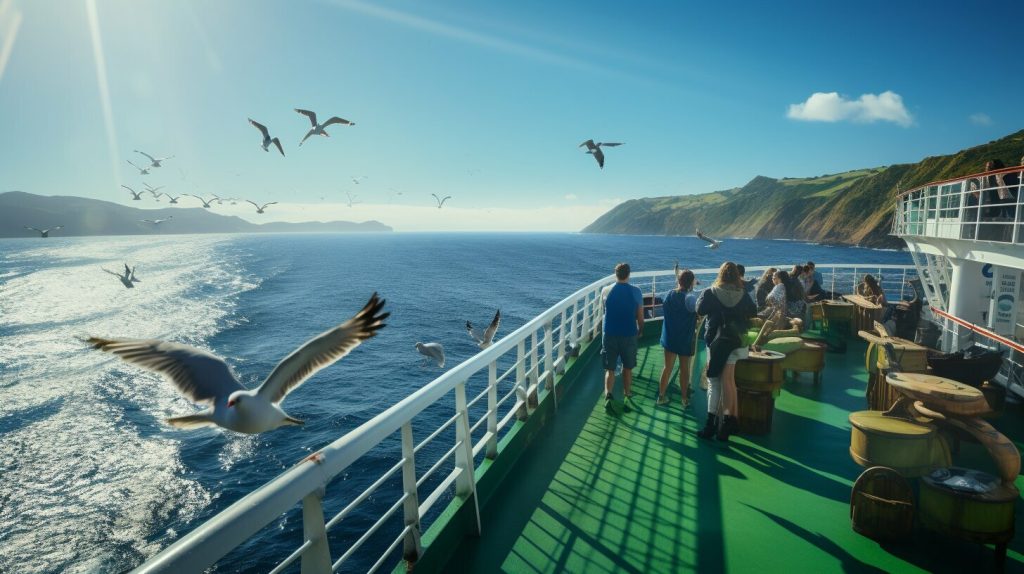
[717,415,738,441]
[697,414,718,440]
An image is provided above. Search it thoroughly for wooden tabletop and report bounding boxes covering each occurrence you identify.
[823,299,853,306]
[843,294,882,309]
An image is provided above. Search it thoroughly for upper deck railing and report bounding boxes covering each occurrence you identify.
[891,165,1023,244]
[132,264,916,574]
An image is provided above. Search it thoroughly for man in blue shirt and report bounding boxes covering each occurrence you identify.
[602,262,644,413]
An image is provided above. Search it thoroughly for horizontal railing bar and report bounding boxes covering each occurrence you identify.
[413,411,461,455]
[465,385,489,411]
[325,458,405,531]
[497,403,521,433]
[367,524,412,574]
[495,384,520,410]
[418,468,462,519]
[472,432,495,458]
[415,440,463,489]
[331,493,410,572]
[468,412,488,435]
[267,539,314,574]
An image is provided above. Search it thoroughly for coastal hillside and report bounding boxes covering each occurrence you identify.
[583,129,1024,248]
[0,192,392,237]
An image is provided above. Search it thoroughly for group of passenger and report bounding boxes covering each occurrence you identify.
[601,260,889,443]
[961,157,1023,239]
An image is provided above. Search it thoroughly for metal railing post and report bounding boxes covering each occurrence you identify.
[400,423,422,563]
[515,340,528,420]
[528,331,539,409]
[300,490,332,574]
[543,319,556,408]
[556,307,567,374]
[454,382,481,534]
[581,294,592,343]
[569,300,580,355]
[486,361,498,459]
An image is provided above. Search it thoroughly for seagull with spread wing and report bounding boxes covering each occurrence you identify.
[25,226,63,238]
[295,108,355,146]
[134,150,174,168]
[126,160,151,175]
[249,118,285,157]
[123,185,144,201]
[184,194,217,208]
[102,266,134,288]
[87,293,388,434]
[431,194,451,209]
[415,342,446,368]
[579,139,624,169]
[246,200,277,214]
[141,216,173,226]
[467,310,501,349]
[696,228,722,250]
[165,195,180,204]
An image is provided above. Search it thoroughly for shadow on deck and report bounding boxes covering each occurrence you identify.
[440,333,1024,573]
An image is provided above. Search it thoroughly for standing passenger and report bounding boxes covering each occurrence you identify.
[601,263,644,414]
[696,262,756,441]
[658,269,698,408]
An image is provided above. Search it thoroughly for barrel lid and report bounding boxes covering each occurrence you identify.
[886,373,984,403]
[849,411,935,436]
[922,467,1019,500]
[824,300,853,306]
[747,350,785,361]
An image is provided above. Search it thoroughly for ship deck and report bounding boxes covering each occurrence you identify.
[441,330,1024,573]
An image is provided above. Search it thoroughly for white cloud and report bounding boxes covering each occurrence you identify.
[564,193,578,200]
[969,112,992,126]
[787,91,913,127]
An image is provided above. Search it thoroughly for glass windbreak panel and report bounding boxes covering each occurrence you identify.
[926,186,938,219]
[939,183,962,217]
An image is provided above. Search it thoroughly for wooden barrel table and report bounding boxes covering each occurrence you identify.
[860,332,930,411]
[850,466,915,540]
[823,299,855,336]
[848,411,951,477]
[780,340,827,384]
[735,350,785,435]
[919,467,1018,567]
[843,294,882,334]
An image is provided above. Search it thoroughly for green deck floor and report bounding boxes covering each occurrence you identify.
[442,334,1024,573]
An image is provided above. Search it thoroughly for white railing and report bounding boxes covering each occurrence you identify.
[892,166,1023,244]
[132,264,916,574]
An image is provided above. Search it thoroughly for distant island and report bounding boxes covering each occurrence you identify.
[0,192,392,238]
[583,128,1024,248]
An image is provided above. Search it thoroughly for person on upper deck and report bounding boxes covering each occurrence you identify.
[696,262,756,442]
[982,160,1010,220]
[601,263,643,414]
[755,267,778,308]
[658,268,698,408]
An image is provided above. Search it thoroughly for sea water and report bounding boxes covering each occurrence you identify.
[0,233,911,573]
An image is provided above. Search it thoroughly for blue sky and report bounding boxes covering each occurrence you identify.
[1,0,1022,230]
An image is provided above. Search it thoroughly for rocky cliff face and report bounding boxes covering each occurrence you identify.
[583,129,1024,248]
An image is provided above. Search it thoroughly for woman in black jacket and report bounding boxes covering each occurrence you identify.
[696,261,757,441]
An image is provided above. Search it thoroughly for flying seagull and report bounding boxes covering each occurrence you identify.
[143,182,165,193]
[123,185,144,200]
[25,226,63,238]
[295,108,355,146]
[134,150,174,168]
[579,139,624,169]
[431,194,451,209]
[165,195,181,204]
[345,191,361,208]
[127,160,151,175]
[86,293,389,434]
[249,118,285,157]
[141,216,173,225]
[125,263,141,283]
[351,176,367,185]
[246,200,277,214]
[102,266,134,289]
[467,309,501,349]
[415,342,445,368]
[184,194,216,208]
[696,228,722,250]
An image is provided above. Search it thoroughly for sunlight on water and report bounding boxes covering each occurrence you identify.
[0,236,261,573]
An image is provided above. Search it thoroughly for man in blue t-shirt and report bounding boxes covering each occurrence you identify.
[602,262,644,413]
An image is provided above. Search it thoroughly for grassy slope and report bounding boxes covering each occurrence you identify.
[583,129,1024,247]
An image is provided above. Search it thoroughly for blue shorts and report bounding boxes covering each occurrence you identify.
[602,334,638,371]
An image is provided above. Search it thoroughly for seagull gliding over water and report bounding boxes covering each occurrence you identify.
[25,226,63,238]
[295,108,355,146]
[696,228,722,250]
[102,266,134,288]
[87,293,389,434]
[123,185,144,200]
[184,194,216,208]
[127,160,151,175]
[467,310,501,349]
[431,194,451,209]
[415,342,445,368]
[249,118,285,157]
[134,150,174,168]
[246,200,277,214]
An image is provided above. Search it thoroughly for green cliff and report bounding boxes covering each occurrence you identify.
[582,129,1024,248]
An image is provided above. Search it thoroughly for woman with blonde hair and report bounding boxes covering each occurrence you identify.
[696,261,756,441]
[658,268,698,408]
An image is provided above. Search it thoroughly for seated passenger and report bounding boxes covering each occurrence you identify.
[859,274,891,321]
[755,267,778,308]
[786,266,807,319]
[758,270,788,321]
